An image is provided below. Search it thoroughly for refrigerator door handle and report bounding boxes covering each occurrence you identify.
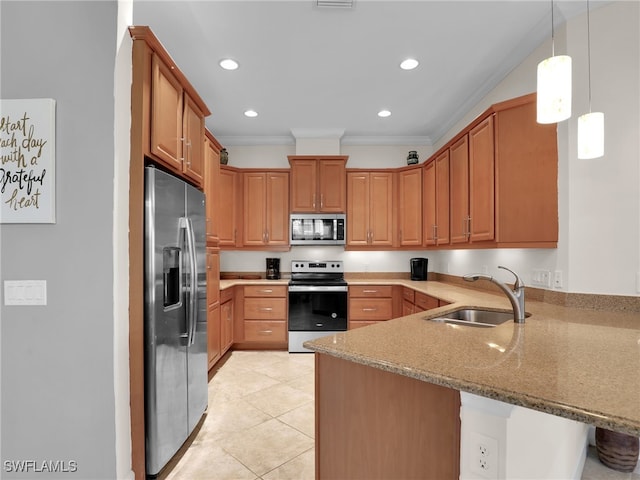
[181,216,198,346]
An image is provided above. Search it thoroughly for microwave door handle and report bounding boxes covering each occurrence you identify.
[333,219,337,240]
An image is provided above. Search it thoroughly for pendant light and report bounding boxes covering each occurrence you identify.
[537,0,572,124]
[577,0,605,159]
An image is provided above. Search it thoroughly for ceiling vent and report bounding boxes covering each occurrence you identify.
[316,0,353,8]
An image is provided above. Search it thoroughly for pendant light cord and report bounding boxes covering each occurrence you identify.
[551,0,555,56]
[586,0,593,113]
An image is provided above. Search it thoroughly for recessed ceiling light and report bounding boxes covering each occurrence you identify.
[219,58,239,70]
[244,110,258,118]
[378,110,391,118]
[400,58,419,70]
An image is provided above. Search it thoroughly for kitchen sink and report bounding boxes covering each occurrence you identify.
[427,308,515,328]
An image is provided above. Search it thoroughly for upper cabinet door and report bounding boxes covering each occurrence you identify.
[150,52,207,188]
[318,159,347,213]
[151,53,183,170]
[424,151,450,246]
[182,95,205,185]
[289,159,317,212]
[265,172,290,245]
[368,172,394,246]
[218,167,239,247]
[289,156,347,213]
[449,135,470,244]
[397,167,423,246]
[468,116,495,243]
[346,172,370,246]
[434,151,450,245]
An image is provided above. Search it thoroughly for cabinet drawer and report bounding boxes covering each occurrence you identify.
[402,299,415,316]
[244,321,286,342]
[415,292,439,311]
[244,285,287,298]
[244,297,287,319]
[350,285,393,298]
[349,298,393,321]
[402,287,415,303]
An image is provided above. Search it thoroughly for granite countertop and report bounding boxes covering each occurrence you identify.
[301,280,640,437]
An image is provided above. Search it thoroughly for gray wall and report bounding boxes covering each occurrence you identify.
[1,2,118,478]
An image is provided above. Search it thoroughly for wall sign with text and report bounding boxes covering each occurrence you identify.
[0,98,56,223]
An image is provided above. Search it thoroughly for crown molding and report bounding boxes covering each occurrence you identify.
[216,134,433,147]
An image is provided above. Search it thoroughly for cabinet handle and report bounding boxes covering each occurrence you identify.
[259,289,274,294]
[465,216,471,239]
[433,224,438,241]
[179,137,186,161]
[313,193,316,210]
[258,330,273,335]
[362,289,378,293]
[320,193,324,209]
[185,139,192,166]
[259,307,273,312]
[362,307,378,312]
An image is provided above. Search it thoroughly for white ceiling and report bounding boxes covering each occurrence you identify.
[132,0,596,146]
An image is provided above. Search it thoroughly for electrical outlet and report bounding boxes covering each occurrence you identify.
[469,432,499,479]
[554,270,563,289]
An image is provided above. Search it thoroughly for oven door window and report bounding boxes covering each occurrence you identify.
[288,291,347,331]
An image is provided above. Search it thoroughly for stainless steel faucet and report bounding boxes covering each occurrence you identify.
[463,266,526,323]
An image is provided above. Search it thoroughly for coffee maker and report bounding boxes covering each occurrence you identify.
[410,257,428,281]
[266,258,281,280]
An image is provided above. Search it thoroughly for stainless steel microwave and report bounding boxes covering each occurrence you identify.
[290,214,346,245]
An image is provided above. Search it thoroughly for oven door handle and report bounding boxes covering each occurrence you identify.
[288,285,348,293]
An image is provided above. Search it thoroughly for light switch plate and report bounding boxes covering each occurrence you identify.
[4,280,47,306]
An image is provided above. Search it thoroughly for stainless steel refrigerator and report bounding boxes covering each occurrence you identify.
[144,166,208,476]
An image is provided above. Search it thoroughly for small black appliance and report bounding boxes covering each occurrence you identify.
[266,258,281,280]
[410,257,428,281]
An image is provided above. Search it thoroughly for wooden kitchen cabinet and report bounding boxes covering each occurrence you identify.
[493,96,558,245]
[235,285,287,347]
[316,353,460,479]
[218,166,240,248]
[400,287,441,314]
[402,287,416,315]
[204,130,222,244]
[424,150,450,246]
[150,53,206,187]
[349,285,394,329]
[414,291,440,312]
[242,171,289,248]
[468,116,495,242]
[220,288,234,355]
[449,134,471,244]
[206,247,221,369]
[439,92,557,248]
[448,117,494,244]
[288,156,347,213]
[346,170,394,248]
[397,166,423,247]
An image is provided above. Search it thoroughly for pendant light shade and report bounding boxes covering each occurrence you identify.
[537,55,572,123]
[578,112,604,159]
[577,0,604,159]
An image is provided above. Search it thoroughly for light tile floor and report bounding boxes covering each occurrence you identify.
[163,351,316,480]
[161,350,638,480]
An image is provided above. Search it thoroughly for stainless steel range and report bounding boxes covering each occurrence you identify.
[288,260,348,353]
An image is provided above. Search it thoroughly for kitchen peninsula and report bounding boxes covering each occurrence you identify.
[304,280,640,479]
